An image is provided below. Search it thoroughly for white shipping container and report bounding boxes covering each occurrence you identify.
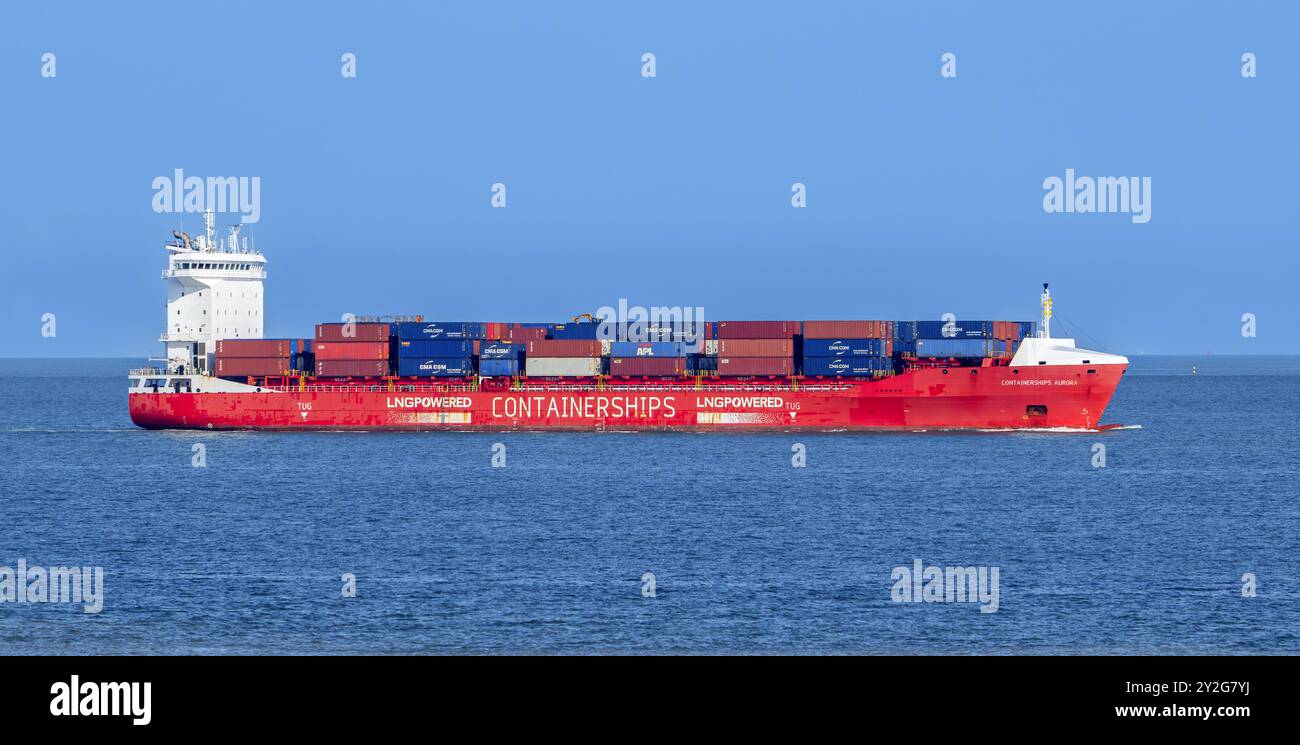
[599,339,612,356]
[525,357,603,377]
[704,339,719,355]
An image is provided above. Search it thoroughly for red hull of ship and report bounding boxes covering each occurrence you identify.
[128,364,1126,431]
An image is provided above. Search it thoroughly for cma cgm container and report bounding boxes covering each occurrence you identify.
[214,339,293,358]
[608,357,688,376]
[915,320,993,339]
[803,357,893,377]
[396,339,474,357]
[717,321,800,339]
[479,358,519,377]
[526,357,602,377]
[478,341,518,360]
[396,357,474,377]
[315,322,390,342]
[608,341,693,357]
[395,321,485,340]
[912,338,993,357]
[802,338,891,357]
[526,339,602,357]
[802,320,893,339]
[717,338,794,357]
[608,322,710,342]
[315,359,388,377]
[215,357,289,377]
[717,357,793,376]
[314,341,390,361]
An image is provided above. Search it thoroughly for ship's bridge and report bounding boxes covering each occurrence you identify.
[160,212,267,373]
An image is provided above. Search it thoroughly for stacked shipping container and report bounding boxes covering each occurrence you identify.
[314,323,391,377]
[716,321,799,376]
[212,315,1037,381]
[800,320,895,377]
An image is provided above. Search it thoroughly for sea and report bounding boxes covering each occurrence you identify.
[1,356,1297,654]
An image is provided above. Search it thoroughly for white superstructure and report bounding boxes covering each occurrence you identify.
[160,211,267,372]
[1009,283,1128,368]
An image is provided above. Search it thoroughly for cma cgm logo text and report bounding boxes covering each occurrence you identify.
[50,676,151,725]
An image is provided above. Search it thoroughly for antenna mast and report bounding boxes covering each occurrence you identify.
[1040,283,1053,339]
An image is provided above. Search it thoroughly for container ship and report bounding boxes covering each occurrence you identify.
[129,214,1128,431]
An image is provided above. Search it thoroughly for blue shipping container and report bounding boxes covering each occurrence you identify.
[803,357,892,376]
[915,320,993,339]
[688,354,718,373]
[548,323,601,340]
[396,339,473,357]
[395,322,486,341]
[1019,321,1036,339]
[396,357,474,377]
[802,338,888,357]
[913,338,990,357]
[605,322,708,343]
[478,358,519,377]
[478,341,518,360]
[608,341,693,357]
[894,321,917,341]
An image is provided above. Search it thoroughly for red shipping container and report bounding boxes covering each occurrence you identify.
[485,322,509,340]
[526,339,602,357]
[801,320,893,339]
[608,357,688,376]
[214,357,289,377]
[214,339,291,358]
[314,359,388,377]
[315,323,390,342]
[717,338,794,357]
[716,357,794,376]
[314,341,390,360]
[508,326,549,342]
[717,321,801,339]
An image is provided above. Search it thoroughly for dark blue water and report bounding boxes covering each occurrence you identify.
[2,356,1297,654]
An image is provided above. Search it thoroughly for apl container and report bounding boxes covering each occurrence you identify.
[314,341,390,360]
[214,357,290,377]
[315,323,390,342]
[716,357,793,376]
[802,357,892,376]
[396,339,474,357]
[478,358,520,377]
[396,357,474,377]
[608,341,692,357]
[395,321,486,340]
[717,321,801,339]
[717,338,794,357]
[478,341,518,360]
[802,338,890,357]
[801,320,893,339]
[607,357,688,376]
[314,359,389,377]
[525,357,603,377]
[526,340,602,357]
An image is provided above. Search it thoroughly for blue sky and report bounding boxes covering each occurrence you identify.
[1,1,1295,356]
